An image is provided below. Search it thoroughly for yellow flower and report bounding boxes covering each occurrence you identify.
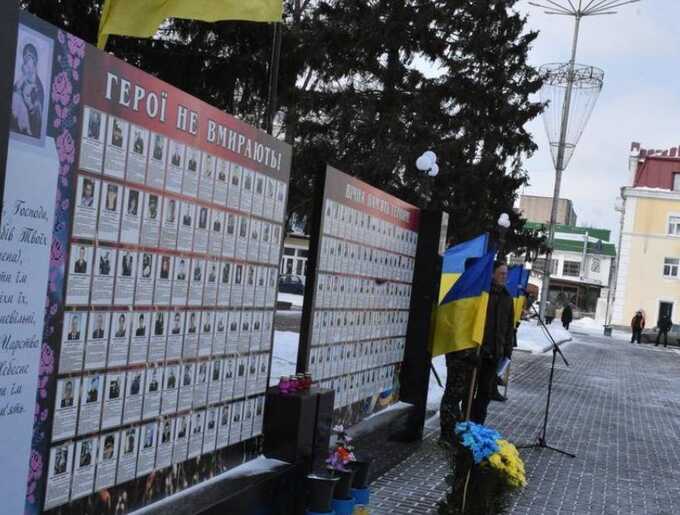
[487,440,526,488]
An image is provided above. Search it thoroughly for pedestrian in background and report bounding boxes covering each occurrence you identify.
[655,314,673,348]
[561,303,573,330]
[545,301,556,325]
[630,310,645,344]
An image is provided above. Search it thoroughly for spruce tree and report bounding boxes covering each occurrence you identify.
[20,0,545,253]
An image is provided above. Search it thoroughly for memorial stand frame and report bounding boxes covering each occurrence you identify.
[398,210,448,441]
[0,0,19,214]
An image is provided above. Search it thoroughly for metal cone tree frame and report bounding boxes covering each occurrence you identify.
[531,0,640,318]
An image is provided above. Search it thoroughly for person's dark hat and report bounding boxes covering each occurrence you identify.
[23,43,38,63]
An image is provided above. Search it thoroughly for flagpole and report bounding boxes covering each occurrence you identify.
[461,215,509,512]
[264,22,282,135]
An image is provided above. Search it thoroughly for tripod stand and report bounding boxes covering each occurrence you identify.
[518,301,576,458]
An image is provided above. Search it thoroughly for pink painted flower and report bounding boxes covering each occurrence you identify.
[50,303,58,316]
[74,93,80,105]
[51,240,65,264]
[67,34,85,59]
[58,31,66,44]
[29,450,43,481]
[53,117,61,129]
[56,130,75,165]
[41,408,48,422]
[40,343,54,374]
[51,72,72,107]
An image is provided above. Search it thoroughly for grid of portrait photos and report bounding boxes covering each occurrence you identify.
[45,106,285,509]
[307,195,418,410]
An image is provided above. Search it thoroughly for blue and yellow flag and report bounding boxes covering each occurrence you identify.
[98,0,284,48]
[506,265,529,325]
[438,234,489,303]
[506,265,522,325]
[431,251,494,357]
[514,268,530,325]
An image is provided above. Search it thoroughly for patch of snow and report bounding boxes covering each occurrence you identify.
[270,331,299,380]
[427,355,447,410]
[131,456,289,514]
[276,310,302,318]
[277,293,304,307]
[363,400,412,421]
[632,186,674,192]
[516,319,571,353]
[570,317,629,340]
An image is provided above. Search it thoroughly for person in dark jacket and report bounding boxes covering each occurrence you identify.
[469,261,515,424]
[561,303,573,330]
[630,310,645,344]
[655,314,672,347]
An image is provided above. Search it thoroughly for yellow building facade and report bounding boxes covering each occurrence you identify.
[612,143,680,327]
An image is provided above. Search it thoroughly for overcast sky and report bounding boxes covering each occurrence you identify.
[517,1,679,238]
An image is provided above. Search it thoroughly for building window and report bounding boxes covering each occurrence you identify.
[663,257,679,278]
[668,216,680,236]
[283,247,295,256]
[562,261,581,277]
[533,258,558,274]
[590,257,601,273]
[674,173,680,192]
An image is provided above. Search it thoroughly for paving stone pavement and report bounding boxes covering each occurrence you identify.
[370,335,680,515]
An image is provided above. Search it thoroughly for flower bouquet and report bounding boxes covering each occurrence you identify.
[326,425,357,501]
[439,422,526,515]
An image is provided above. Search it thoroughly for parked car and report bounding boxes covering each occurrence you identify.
[641,325,680,345]
[278,274,305,295]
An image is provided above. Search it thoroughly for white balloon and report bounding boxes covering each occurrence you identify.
[427,164,439,177]
[423,150,437,165]
[416,155,431,172]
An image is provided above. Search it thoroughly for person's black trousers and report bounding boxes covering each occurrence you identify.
[656,330,669,347]
[631,328,642,343]
[563,321,570,330]
[470,358,497,424]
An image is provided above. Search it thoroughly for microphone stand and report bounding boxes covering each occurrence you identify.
[518,298,576,458]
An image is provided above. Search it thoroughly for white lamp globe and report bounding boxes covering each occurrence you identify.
[416,154,431,172]
[497,213,511,229]
[422,150,437,165]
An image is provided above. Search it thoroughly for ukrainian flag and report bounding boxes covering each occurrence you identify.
[507,265,522,325]
[98,0,284,48]
[506,265,529,325]
[515,268,530,325]
[438,234,489,303]
[431,251,494,357]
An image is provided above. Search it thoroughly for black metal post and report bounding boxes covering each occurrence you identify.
[264,22,282,135]
[398,210,448,440]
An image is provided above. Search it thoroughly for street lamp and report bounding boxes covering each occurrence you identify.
[530,0,640,317]
[416,151,439,177]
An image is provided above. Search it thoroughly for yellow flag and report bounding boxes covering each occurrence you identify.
[98,0,283,48]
